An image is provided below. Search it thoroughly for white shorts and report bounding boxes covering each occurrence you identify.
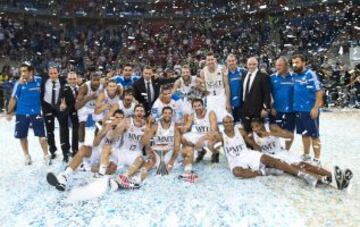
[116,149,143,166]
[271,150,302,165]
[228,150,263,172]
[82,146,117,170]
[183,132,207,146]
[206,95,228,122]
[93,112,105,122]
[78,106,96,122]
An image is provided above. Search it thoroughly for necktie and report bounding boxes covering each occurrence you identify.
[245,73,252,99]
[51,80,56,107]
[146,81,152,104]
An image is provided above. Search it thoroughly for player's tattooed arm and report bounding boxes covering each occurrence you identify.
[269,124,293,139]
[239,128,261,151]
[94,92,108,114]
[75,85,90,110]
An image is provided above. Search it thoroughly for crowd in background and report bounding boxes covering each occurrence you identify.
[0,1,359,111]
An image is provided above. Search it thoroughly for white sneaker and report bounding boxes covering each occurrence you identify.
[25,154,32,166]
[301,154,312,162]
[57,172,68,186]
[312,158,321,167]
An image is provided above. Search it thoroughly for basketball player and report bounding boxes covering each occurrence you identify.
[151,85,178,122]
[221,115,319,187]
[179,98,221,182]
[75,73,104,146]
[200,52,231,122]
[251,119,353,189]
[46,110,124,191]
[118,89,137,117]
[94,79,121,122]
[100,104,146,189]
[140,107,181,180]
[173,65,206,116]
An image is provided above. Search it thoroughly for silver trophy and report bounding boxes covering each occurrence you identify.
[151,144,170,176]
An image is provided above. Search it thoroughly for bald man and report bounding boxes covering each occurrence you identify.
[269,57,295,150]
[241,57,271,132]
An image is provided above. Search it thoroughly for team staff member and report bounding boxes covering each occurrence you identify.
[292,54,323,165]
[6,62,49,165]
[270,57,295,150]
[226,54,246,123]
[41,63,70,162]
[60,71,79,157]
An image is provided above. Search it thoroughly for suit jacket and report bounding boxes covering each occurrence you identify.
[133,76,178,114]
[60,83,78,113]
[241,71,271,118]
[40,76,67,109]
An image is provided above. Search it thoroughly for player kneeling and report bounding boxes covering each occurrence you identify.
[251,119,353,190]
[221,115,321,187]
[46,110,124,191]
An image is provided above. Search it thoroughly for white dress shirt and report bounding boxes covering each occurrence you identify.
[44,79,61,105]
[243,69,258,101]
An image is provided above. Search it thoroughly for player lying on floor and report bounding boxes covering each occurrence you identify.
[46,109,124,191]
[250,118,353,190]
[221,115,337,187]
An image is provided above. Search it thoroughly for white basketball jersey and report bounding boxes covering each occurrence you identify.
[120,118,145,152]
[153,121,175,147]
[151,98,177,121]
[253,125,283,155]
[103,89,120,106]
[178,76,197,97]
[119,100,135,117]
[85,81,103,109]
[204,65,225,96]
[191,110,211,133]
[222,129,248,170]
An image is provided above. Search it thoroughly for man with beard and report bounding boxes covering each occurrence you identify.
[140,107,181,180]
[46,110,124,191]
[118,89,137,117]
[75,73,103,146]
[100,104,146,189]
[292,54,323,166]
[179,98,221,182]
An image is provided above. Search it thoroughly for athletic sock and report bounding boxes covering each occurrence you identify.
[99,164,107,175]
[184,164,192,173]
[65,167,74,176]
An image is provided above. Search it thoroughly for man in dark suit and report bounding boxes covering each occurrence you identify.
[241,57,271,132]
[59,71,79,157]
[41,63,70,162]
[133,66,178,115]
